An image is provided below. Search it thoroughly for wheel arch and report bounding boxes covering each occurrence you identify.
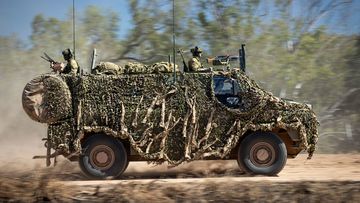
[271,128,303,158]
[233,128,302,158]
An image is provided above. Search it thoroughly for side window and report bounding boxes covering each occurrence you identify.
[213,76,241,108]
[214,78,234,95]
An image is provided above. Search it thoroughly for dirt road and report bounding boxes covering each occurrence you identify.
[1,154,360,202]
[121,153,360,181]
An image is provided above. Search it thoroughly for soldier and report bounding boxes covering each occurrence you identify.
[188,46,203,71]
[51,48,79,75]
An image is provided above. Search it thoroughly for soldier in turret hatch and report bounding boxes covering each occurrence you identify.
[51,48,79,75]
[188,46,203,71]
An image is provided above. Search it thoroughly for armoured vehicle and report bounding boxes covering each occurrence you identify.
[22,47,318,179]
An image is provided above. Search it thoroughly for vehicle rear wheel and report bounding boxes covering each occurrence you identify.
[79,134,128,179]
[237,132,287,176]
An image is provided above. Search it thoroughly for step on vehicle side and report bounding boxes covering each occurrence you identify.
[22,47,318,179]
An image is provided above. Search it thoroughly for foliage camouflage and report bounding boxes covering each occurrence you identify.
[23,68,318,165]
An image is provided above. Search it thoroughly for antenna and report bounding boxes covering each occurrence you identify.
[72,0,76,59]
[172,0,176,82]
[239,44,246,72]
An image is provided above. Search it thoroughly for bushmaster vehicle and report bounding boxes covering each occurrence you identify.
[22,47,318,179]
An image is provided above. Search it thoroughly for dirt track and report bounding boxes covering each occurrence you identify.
[121,153,360,181]
[1,154,360,202]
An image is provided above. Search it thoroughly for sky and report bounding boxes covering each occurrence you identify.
[0,0,132,43]
[0,0,359,45]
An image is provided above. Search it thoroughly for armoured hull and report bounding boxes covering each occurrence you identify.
[23,71,318,164]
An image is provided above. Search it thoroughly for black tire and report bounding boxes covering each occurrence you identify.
[79,134,128,179]
[124,159,130,171]
[237,132,287,176]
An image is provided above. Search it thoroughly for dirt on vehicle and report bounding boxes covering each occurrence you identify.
[0,154,359,202]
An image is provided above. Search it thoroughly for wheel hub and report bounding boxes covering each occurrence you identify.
[256,148,270,161]
[250,142,276,167]
[90,145,115,170]
[95,152,109,164]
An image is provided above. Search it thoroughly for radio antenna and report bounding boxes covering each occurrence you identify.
[172,0,176,82]
[72,0,76,59]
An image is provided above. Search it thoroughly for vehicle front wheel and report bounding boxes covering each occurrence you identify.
[237,132,287,176]
[79,134,128,179]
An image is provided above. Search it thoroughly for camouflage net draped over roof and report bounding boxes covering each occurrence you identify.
[44,69,318,165]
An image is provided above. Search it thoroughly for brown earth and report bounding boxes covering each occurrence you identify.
[0,154,360,202]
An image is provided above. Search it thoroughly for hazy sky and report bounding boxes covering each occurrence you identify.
[0,0,132,43]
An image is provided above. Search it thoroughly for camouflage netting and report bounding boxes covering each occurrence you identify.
[124,62,178,74]
[92,62,124,75]
[22,75,72,124]
[231,71,319,158]
[26,69,318,165]
[92,61,179,75]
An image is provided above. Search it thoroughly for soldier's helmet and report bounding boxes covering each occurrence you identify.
[191,46,202,56]
[62,48,73,60]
